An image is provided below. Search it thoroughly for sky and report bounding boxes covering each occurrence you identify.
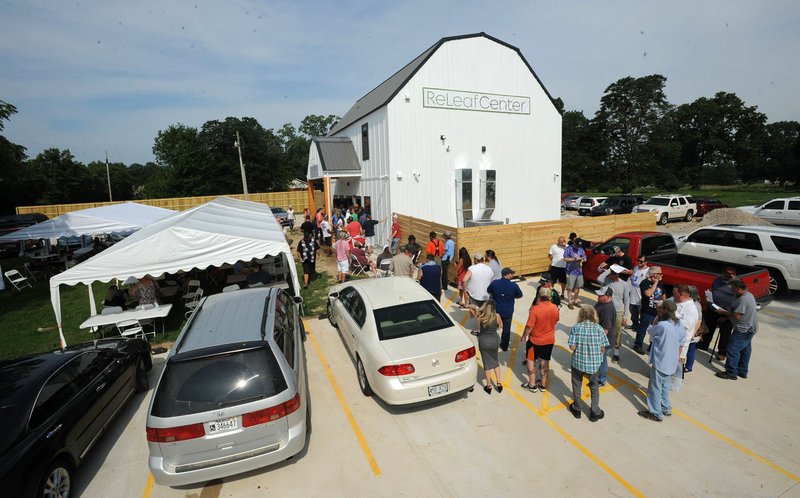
[1,0,798,165]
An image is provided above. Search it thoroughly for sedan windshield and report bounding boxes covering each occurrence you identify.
[373,301,453,340]
[644,197,670,206]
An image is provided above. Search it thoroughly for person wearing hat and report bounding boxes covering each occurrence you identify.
[488,267,524,351]
[463,253,494,335]
[634,266,665,355]
[639,300,683,422]
[563,237,587,309]
[440,231,455,292]
[605,266,631,363]
[600,246,634,281]
[594,286,617,386]
[388,214,401,255]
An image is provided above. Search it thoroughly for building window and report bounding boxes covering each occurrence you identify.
[479,170,496,219]
[455,169,472,227]
[361,123,369,160]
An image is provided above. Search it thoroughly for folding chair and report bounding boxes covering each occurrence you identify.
[185,288,204,319]
[182,279,201,302]
[4,269,32,291]
[223,284,240,293]
[23,262,46,283]
[116,319,145,338]
[350,254,369,277]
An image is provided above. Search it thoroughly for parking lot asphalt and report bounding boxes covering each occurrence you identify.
[78,281,800,498]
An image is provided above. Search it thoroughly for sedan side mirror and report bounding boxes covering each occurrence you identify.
[329,291,340,299]
[293,296,304,304]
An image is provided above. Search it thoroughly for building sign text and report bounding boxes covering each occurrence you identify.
[422,87,530,115]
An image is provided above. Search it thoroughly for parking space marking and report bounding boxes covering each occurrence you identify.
[763,309,797,319]
[141,473,154,498]
[505,385,645,498]
[606,371,800,484]
[304,322,382,476]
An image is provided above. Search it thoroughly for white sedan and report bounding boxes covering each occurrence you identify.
[326,277,477,405]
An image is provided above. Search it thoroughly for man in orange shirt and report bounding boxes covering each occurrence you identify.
[521,287,560,392]
[426,231,445,259]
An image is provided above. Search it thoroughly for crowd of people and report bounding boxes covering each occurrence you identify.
[293,211,759,422]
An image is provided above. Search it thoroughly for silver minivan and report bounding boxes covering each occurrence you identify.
[146,287,308,486]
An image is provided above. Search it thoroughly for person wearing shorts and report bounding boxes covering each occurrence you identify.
[334,233,351,283]
[521,287,560,392]
[548,236,568,297]
[563,238,587,309]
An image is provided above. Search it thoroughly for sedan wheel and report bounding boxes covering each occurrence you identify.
[356,357,372,396]
[327,301,338,328]
[659,213,669,225]
[39,460,72,498]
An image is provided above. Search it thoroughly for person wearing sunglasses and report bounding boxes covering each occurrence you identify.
[633,266,665,356]
[629,256,650,330]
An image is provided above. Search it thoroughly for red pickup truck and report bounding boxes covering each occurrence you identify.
[582,231,771,304]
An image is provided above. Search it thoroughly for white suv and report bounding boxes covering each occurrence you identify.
[738,197,800,226]
[635,194,697,225]
[678,224,800,295]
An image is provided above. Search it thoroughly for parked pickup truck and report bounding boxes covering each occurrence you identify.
[582,231,772,304]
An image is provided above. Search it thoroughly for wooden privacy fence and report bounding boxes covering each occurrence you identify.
[396,212,656,279]
[16,191,325,218]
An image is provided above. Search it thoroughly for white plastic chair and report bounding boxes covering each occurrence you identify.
[101,306,123,315]
[182,279,201,302]
[116,319,144,338]
[222,284,240,293]
[378,259,393,278]
[5,269,32,291]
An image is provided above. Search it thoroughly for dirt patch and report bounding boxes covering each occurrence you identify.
[696,208,773,227]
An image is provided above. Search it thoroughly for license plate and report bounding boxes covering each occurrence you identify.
[428,382,449,397]
[208,416,238,434]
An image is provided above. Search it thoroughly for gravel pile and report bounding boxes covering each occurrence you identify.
[697,208,772,227]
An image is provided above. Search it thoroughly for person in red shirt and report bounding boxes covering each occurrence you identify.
[389,214,400,254]
[346,218,362,239]
[521,287,560,392]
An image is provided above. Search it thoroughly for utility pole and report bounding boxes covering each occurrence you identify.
[234,131,249,200]
[105,150,113,202]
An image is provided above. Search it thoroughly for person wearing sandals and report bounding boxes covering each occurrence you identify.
[521,287,560,392]
[568,305,610,421]
[471,299,503,394]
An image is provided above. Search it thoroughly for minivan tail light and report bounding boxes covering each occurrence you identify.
[455,346,476,363]
[146,423,205,443]
[242,393,301,427]
[378,364,415,376]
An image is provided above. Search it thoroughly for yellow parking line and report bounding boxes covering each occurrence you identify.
[141,473,154,498]
[506,385,645,497]
[763,309,796,319]
[304,322,381,476]
[545,380,624,415]
[606,372,800,483]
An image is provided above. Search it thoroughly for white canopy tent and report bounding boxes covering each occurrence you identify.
[49,197,301,347]
[0,202,175,242]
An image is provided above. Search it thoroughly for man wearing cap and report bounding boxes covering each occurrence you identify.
[698,267,738,361]
[392,244,417,278]
[441,231,455,291]
[600,246,634,281]
[388,214,401,255]
[634,266,665,355]
[488,267,524,351]
[629,255,651,329]
[715,279,758,380]
[605,267,630,363]
[463,253,495,335]
[639,301,683,422]
[594,286,617,385]
[563,237,587,309]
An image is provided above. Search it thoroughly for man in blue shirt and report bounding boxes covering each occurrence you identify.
[639,301,682,421]
[418,254,442,300]
[487,267,523,351]
[441,231,455,292]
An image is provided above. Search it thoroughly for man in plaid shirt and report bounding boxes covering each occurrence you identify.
[568,305,610,422]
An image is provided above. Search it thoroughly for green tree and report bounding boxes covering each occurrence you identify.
[299,114,340,137]
[592,75,672,192]
[29,148,90,204]
[0,100,32,213]
[152,124,209,197]
[561,111,602,190]
[764,121,800,184]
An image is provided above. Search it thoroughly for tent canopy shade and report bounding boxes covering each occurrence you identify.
[0,202,175,242]
[48,197,302,347]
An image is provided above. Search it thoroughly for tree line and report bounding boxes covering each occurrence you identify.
[560,74,800,192]
[1,73,798,214]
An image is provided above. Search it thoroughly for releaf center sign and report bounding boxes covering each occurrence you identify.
[423,87,530,115]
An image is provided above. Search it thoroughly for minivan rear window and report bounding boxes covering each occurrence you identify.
[374,301,452,340]
[151,347,287,417]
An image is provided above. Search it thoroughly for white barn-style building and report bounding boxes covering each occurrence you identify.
[307,32,562,242]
